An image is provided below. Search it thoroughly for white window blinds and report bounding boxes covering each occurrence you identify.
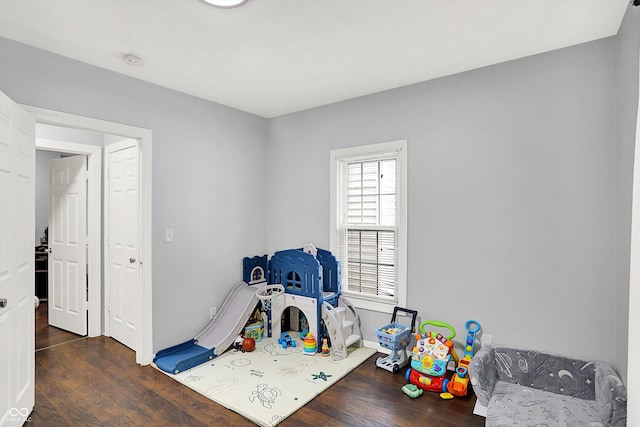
[337,153,399,301]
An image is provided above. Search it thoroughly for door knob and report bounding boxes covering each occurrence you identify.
[0,299,6,308]
[129,258,136,263]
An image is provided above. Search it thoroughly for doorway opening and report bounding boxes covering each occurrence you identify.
[27,105,153,365]
[35,145,90,351]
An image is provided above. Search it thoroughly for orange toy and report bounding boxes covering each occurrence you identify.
[242,337,256,352]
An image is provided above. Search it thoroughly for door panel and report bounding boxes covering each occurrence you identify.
[0,89,35,426]
[107,141,139,351]
[48,155,87,336]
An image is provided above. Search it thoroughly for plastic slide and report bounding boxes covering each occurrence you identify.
[154,281,265,374]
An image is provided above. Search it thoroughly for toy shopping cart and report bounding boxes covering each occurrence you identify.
[375,306,418,373]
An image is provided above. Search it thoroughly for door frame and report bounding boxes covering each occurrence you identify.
[25,105,153,365]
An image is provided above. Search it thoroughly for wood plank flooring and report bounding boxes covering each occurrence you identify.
[36,301,86,351]
[33,304,486,426]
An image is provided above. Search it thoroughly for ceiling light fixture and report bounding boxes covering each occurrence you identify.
[199,0,248,8]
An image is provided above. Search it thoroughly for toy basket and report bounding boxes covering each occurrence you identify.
[375,306,418,374]
[376,323,412,351]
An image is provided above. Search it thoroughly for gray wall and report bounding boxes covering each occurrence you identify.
[268,37,621,369]
[2,6,637,376]
[0,36,269,351]
[615,5,640,382]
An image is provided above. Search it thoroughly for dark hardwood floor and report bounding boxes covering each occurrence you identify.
[33,305,486,426]
[35,301,87,351]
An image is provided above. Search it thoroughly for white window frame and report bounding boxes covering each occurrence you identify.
[330,139,407,314]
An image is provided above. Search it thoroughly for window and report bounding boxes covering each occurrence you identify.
[330,140,407,313]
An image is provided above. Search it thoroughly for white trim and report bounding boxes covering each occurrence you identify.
[36,138,101,338]
[23,105,154,366]
[330,139,408,315]
[363,339,392,355]
[626,54,640,427]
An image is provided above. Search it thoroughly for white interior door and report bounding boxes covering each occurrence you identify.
[106,139,140,351]
[0,90,35,425]
[48,155,87,336]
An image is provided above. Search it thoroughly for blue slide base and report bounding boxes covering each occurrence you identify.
[153,340,217,374]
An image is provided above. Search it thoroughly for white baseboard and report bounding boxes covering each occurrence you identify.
[473,400,488,417]
[363,339,391,355]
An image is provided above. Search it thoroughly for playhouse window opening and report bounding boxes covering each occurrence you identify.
[251,267,264,283]
[286,271,303,289]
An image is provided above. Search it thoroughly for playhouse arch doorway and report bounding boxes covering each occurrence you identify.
[270,295,320,342]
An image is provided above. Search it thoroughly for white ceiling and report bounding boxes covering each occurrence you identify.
[0,0,629,118]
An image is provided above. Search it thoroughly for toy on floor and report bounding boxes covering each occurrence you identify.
[244,307,265,342]
[401,383,423,398]
[278,332,297,349]
[405,320,457,393]
[321,338,330,356]
[445,320,481,397]
[242,337,256,352]
[234,335,256,353]
[153,281,263,374]
[303,333,317,355]
[375,307,418,373]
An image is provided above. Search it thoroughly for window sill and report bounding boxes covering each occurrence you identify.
[342,292,398,314]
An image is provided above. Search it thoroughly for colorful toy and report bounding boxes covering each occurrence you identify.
[302,332,317,355]
[278,332,297,349]
[244,322,263,341]
[375,307,418,373]
[445,320,481,397]
[244,319,264,342]
[401,383,423,398]
[321,338,330,356]
[405,320,456,393]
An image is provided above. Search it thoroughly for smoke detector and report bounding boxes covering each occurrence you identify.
[122,53,145,67]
